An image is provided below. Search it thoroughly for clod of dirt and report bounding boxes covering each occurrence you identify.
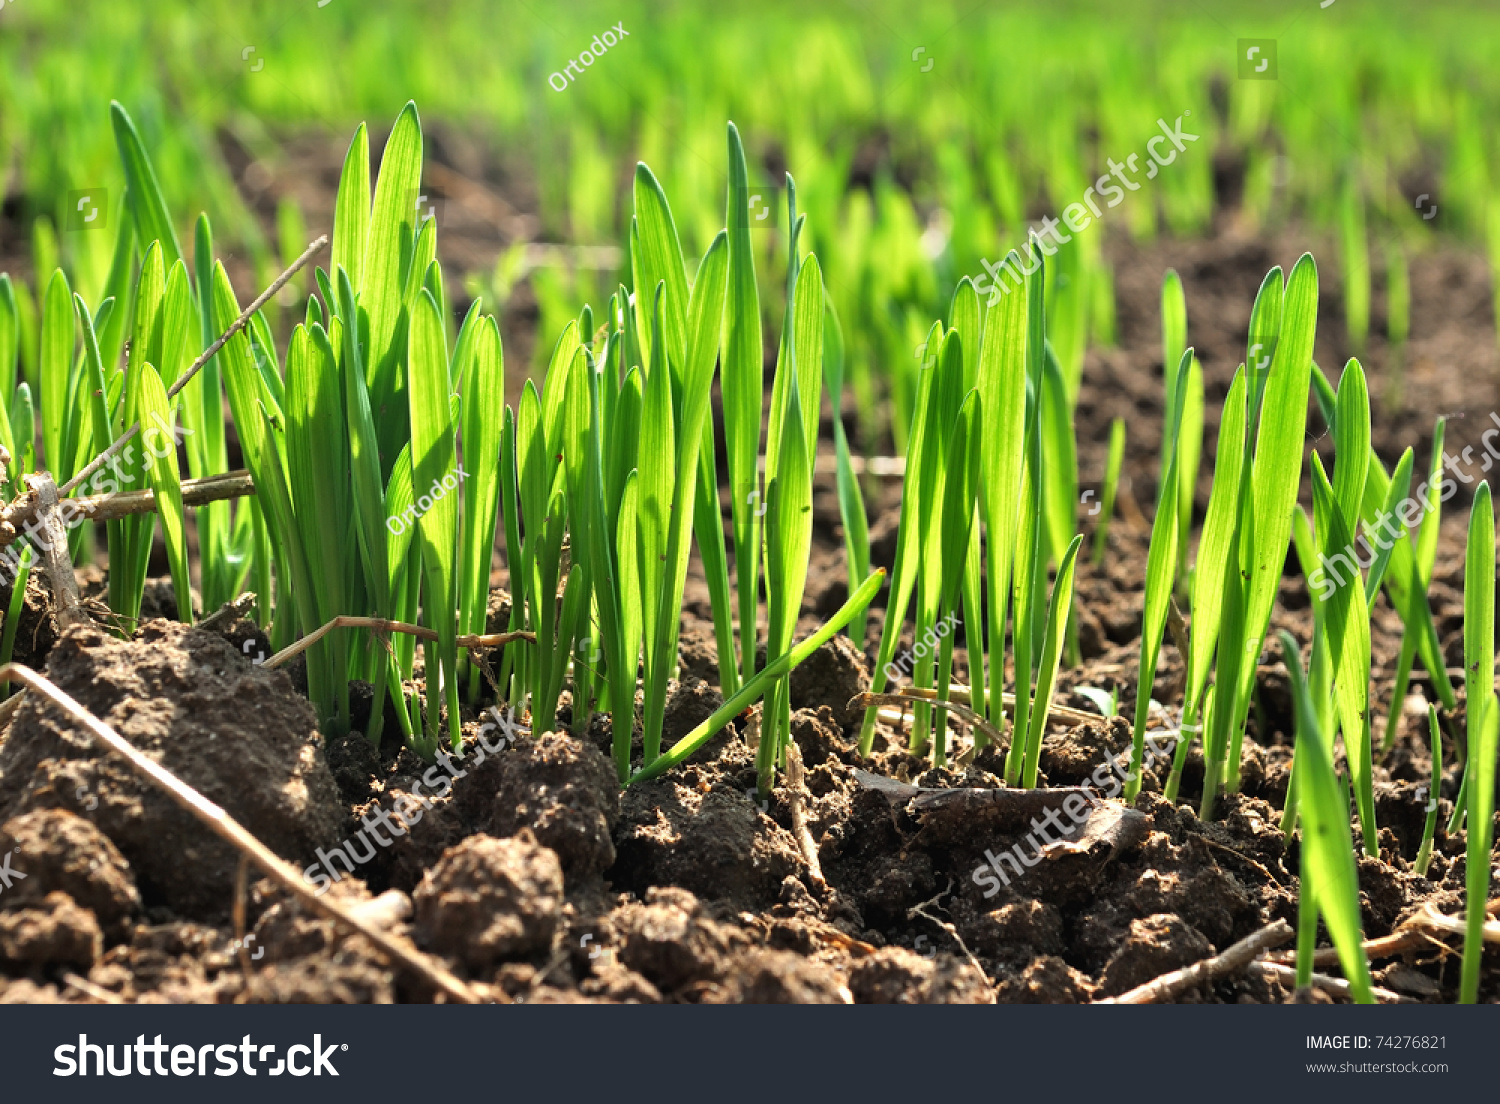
[788,634,869,732]
[412,832,563,968]
[676,622,720,685]
[0,892,102,968]
[847,946,991,1004]
[1039,717,1133,785]
[662,676,722,744]
[0,571,58,671]
[996,955,1096,1003]
[139,579,193,623]
[0,809,140,940]
[322,730,384,807]
[607,887,747,994]
[212,616,272,670]
[974,900,1064,958]
[1099,913,1213,997]
[790,706,852,767]
[457,729,618,878]
[240,957,396,1004]
[0,621,344,920]
[249,878,388,963]
[614,771,807,910]
[1118,859,1258,951]
[85,922,222,1003]
[580,959,665,1004]
[709,948,849,1003]
[482,586,514,635]
[848,946,935,1003]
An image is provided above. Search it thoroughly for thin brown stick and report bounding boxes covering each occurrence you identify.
[0,691,24,728]
[1271,898,1500,968]
[233,855,254,977]
[58,236,328,499]
[197,591,259,633]
[263,614,535,670]
[0,661,484,1004]
[79,470,256,522]
[61,972,126,1004]
[1255,960,1411,1004]
[785,740,824,889]
[854,689,1008,749]
[31,475,86,629]
[1,471,258,546]
[1096,919,1294,1004]
[1402,901,1500,943]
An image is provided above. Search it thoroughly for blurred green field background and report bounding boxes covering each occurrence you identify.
[3,0,1499,433]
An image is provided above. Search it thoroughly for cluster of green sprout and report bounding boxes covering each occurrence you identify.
[0,102,882,792]
[1,87,1496,1002]
[869,222,1496,1003]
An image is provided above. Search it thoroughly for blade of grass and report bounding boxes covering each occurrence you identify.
[1279,630,1376,1004]
[724,122,764,691]
[337,270,393,745]
[1126,351,1190,800]
[458,317,505,670]
[332,124,371,294]
[363,102,423,474]
[1310,452,1376,855]
[1459,481,1495,1003]
[1460,698,1499,998]
[1020,534,1085,787]
[1229,257,1317,776]
[109,101,183,268]
[407,288,462,752]
[285,323,352,733]
[1414,705,1442,876]
[129,361,192,622]
[976,249,1029,736]
[1383,420,1447,755]
[824,296,871,648]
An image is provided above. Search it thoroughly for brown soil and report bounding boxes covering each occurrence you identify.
[0,226,1496,1004]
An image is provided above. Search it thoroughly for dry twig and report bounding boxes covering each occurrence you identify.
[1255,960,1410,1004]
[1096,919,1293,1004]
[1271,897,1500,968]
[30,475,86,629]
[262,614,535,670]
[784,740,824,888]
